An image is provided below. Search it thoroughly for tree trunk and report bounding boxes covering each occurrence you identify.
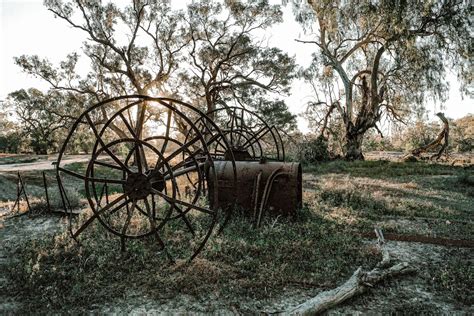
[411,112,449,160]
[344,129,364,160]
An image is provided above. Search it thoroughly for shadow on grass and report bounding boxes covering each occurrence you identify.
[4,208,377,313]
[304,160,464,178]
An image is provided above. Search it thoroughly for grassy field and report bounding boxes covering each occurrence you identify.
[1,158,473,313]
[0,154,45,165]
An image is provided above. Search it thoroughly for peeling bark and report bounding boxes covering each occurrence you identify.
[344,129,364,161]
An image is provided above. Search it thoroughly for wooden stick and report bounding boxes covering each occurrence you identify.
[18,172,32,213]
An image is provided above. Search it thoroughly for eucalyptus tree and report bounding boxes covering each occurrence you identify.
[15,0,188,136]
[292,0,472,159]
[5,89,75,154]
[180,0,297,130]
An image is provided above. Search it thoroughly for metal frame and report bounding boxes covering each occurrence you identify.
[56,95,237,262]
[190,106,286,162]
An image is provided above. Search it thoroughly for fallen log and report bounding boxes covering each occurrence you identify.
[282,228,415,315]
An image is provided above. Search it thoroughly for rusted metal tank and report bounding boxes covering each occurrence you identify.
[208,161,302,218]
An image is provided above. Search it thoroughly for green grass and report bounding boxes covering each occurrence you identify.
[0,154,44,165]
[304,160,464,179]
[304,160,473,239]
[0,161,121,205]
[2,158,473,313]
[4,209,377,313]
[425,248,474,306]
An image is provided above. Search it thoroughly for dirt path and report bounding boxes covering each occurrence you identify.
[0,155,91,172]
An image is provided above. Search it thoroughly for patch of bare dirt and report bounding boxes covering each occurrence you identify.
[0,208,67,313]
[96,288,314,314]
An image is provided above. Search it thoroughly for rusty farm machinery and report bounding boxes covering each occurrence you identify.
[56,95,301,261]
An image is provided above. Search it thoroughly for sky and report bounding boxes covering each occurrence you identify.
[1,0,472,133]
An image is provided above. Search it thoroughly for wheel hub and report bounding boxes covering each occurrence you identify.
[123,173,152,200]
[147,169,166,193]
[123,169,166,200]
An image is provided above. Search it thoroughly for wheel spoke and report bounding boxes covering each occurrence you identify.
[162,162,205,180]
[119,112,138,139]
[143,197,174,262]
[152,189,215,215]
[94,160,123,171]
[155,134,201,170]
[229,107,236,147]
[85,114,132,173]
[241,126,271,149]
[168,202,196,236]
[73,194,128,238]
[59,167,126,185]
[119,113,149,173]
[121,199,137,236]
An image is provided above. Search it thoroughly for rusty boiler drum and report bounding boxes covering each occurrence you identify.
[208,160,302,217]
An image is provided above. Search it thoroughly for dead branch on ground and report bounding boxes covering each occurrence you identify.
[282,228,415,315]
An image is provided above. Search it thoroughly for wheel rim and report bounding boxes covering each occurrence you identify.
[56,95,236,261]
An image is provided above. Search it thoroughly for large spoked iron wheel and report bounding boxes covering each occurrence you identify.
[56,95,236,262]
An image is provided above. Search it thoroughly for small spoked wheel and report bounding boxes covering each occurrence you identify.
[56,95,234,261]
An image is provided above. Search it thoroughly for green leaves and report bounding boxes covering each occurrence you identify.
[182,0,296,118]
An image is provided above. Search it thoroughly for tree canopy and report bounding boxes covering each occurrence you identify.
[4,88,76,154]
[11,0,298,145]
[179,0,296,123]
[292,0,472,159]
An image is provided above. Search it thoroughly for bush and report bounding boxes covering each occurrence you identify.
[300,135,331,163]
[456,138,473,152]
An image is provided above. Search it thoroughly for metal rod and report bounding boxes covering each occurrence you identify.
[18,172,32,213]
[252,171,263,224]
[43,171,51,212]
[162,162,206,180]
[256,168,284,228]
[105,178,109,204]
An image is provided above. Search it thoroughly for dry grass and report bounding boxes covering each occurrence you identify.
[1,157,473,313]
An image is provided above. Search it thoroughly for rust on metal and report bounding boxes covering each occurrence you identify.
[209,161,302,217]
[55,95,301,262]
[192,106,285,162]
[56,95,237,262]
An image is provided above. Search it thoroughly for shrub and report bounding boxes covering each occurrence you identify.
[300,135,331,163]
[34,188,83,210]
